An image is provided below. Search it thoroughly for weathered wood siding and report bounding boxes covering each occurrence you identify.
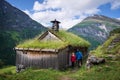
[15,46,88,70]
[58,47,69,69]
[16,50,59,69]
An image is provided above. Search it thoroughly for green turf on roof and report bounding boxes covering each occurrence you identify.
[17,30,90,49]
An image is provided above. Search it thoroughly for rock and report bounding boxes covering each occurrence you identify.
[97,58,105,64]
[86,55,105,69]
[86,58,93,69]
[16,64,26,73]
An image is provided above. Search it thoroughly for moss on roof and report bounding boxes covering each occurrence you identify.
[17,30,90,49]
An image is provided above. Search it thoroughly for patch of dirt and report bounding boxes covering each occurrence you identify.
[59,76,74,80]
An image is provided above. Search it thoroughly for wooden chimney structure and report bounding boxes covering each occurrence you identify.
[51,19,60,31]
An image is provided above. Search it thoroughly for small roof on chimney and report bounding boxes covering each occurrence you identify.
[51,19,60,23]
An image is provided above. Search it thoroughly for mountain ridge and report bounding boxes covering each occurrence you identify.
[84,14,120,26]
[0,0,47,31]
[68,14,120,50]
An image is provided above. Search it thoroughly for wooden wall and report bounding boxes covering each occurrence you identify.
[15,46,88,70]
[58,47,69,69]
[16,50,59,69]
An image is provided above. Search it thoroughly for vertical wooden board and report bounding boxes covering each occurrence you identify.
[46,54,49,68]
[37,55,39,68]
[59,49,66,69]
[16,51,18,65]
[29,55,33,67]
[48,55,51,68]
[64,53,66,66]
[50,54,53,68]
[49,55,52,68]
[27,54,30,67]
[34,55,37,68]
[19,51,22,64]
[22,54,25,65]
[24,54,27,67]
[45,54,48,68]
[41,53,44,68]
[37,54,40,68]
[26,52,29,67]
[35,53,39,68]
[43,53,46,68]
[52,54,56,69]
[58,52,62,69]
[18,51,21,64]
[45,54,49,68]
[27,52,30,67]
[16,51,20,65]
[49,54,52,68]
[36,52,39,68]
[46,54,51,68]
[32,57,35,67]
[38,53,42,68]
[23,54,26,66]
[67,53,70,66]
[53,54,56,69]
[23,54,26,65]
[58,47,69,69]
[39,56,43,68]
[20,51,23,64]
[61,53,63,67]
[34,56,37,67]
[37,55,40,68]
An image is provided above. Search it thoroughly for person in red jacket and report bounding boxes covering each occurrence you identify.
[71,52,76,68]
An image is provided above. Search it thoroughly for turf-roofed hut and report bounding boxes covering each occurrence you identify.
[15,20,90,70]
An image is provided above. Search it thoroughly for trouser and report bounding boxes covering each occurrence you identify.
[71,62,75,68]
[77,59,82,67]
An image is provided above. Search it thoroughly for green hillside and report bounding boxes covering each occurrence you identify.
[0,0,47,66]
[91,34,120,57]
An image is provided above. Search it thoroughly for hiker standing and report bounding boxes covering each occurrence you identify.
[71,52,76,68]
[75,49,83,67]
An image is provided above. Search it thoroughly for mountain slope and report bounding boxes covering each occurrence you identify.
[92,28,120,56]
[0,0,47,65]
[68,15,120,50]
[0,0,47,38]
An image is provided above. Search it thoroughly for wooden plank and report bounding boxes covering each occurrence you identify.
[15,48,59,52]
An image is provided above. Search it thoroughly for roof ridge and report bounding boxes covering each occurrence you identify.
[38,30,63,41]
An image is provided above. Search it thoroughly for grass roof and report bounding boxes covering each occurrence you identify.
[17,30,90,49]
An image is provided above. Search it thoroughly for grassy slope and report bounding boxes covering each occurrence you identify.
[91,34,120,57]
[0,55,120,80]
[17,30,90,49]
[0,34,120,80]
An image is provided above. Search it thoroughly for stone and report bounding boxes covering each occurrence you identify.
[86,55,105,69]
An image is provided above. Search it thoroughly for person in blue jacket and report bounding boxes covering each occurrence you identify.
[75,49,83,67]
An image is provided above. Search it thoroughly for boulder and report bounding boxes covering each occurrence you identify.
[16,64,26,73]
[86,55,105,69]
